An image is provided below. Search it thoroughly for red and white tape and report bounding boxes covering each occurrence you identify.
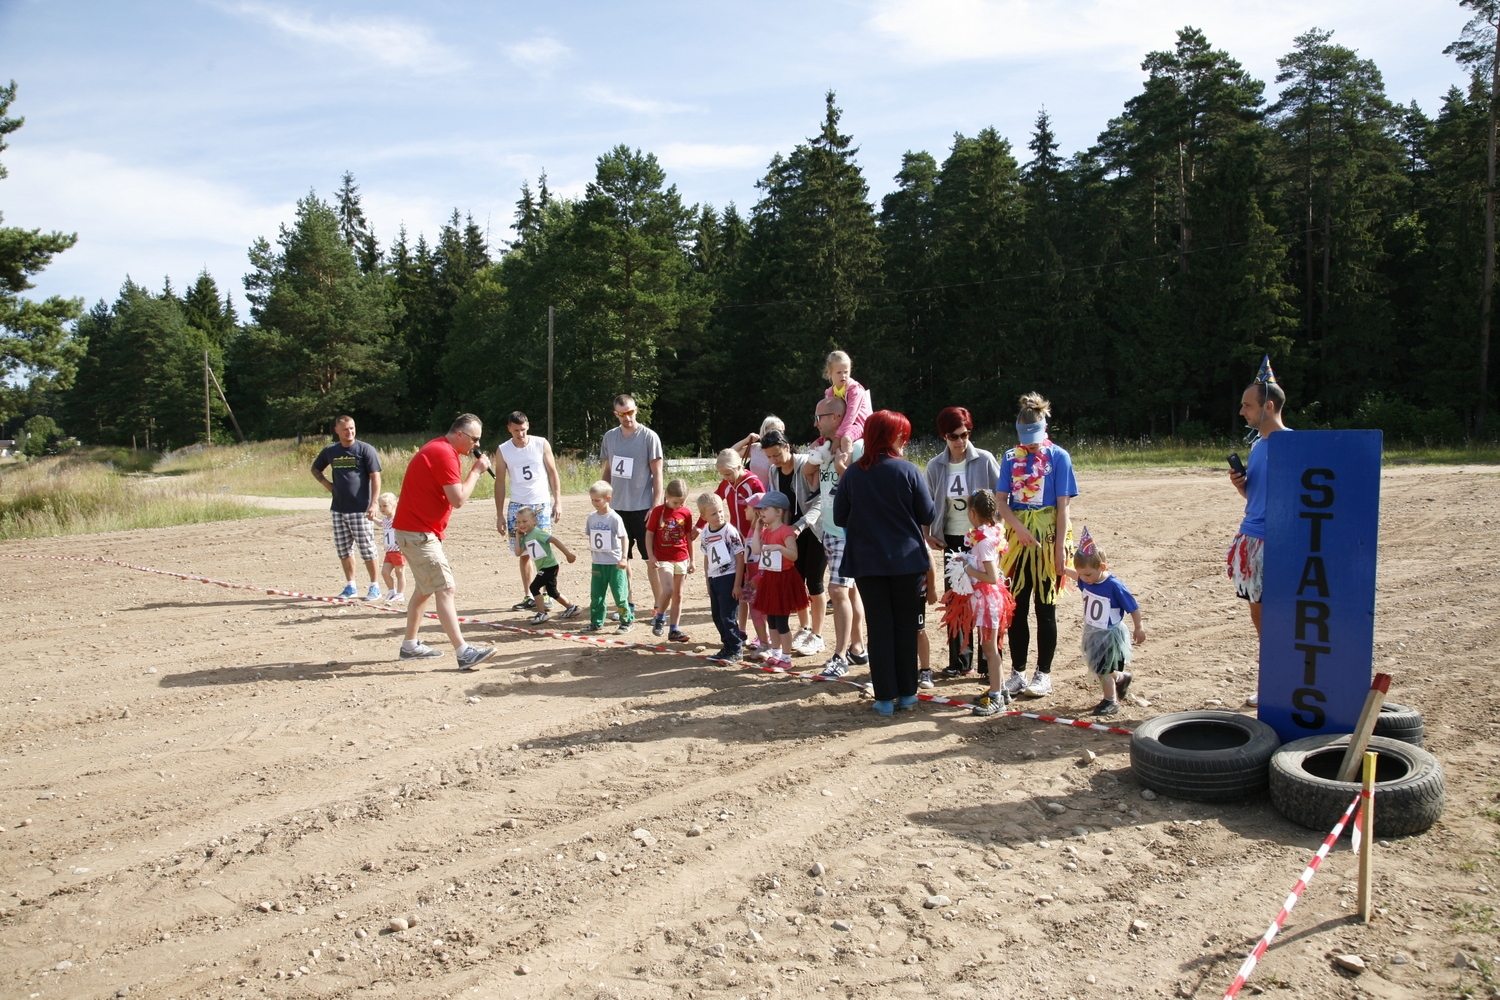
[1221,793,1362,999]
[0,552,1130,732]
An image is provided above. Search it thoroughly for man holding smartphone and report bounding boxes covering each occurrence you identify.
[1226,356,1291,706]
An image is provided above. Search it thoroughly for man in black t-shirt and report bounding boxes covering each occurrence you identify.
[311,415,383,600]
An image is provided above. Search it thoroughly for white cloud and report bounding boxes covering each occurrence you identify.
[505,36,569,68]
[3,145,293,309]
[657,142,770,172]
[230,2,459,72]
[584,86,700,115]
[865,0,1458,73]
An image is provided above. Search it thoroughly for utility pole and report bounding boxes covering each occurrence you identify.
[204,350,212,445]
[547,305,555,442]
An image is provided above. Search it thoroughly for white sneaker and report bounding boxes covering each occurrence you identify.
[803,633,825,655]
[386,591,405,604]
[790,626,816,656]
[918,669,934,689]
[1022,671,1052,698]
[1245,692,1258,707]
[1002,670,1028,697]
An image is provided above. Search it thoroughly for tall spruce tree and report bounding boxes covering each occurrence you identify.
[231,193,401,435]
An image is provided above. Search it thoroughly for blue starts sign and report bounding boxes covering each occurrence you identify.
[1257,430,1382,743]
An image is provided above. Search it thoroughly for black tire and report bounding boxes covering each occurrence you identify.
[1268,734,1444,838]
[1129,711,1282,802]
[1372,702,1424,747]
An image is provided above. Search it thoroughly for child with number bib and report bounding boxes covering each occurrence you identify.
[513,506,581,624]
[697,492,747,662]
[955,490,1016,717]
[1062,527,1145,716]
[646,479,697,643]
[747,490,808,668]
[582,481,633,635]
[376,492,406,604]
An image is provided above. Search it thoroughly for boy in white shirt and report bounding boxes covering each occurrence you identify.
[696,493,747,662]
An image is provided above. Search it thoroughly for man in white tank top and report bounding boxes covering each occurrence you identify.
[493,411,563,611]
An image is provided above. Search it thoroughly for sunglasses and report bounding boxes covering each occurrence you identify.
[614,409,636,418]
[945,431,971,441]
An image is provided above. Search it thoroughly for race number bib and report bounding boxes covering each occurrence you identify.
[707,539,732,570]
[591,529,615,553]
[517,463,536,482]
[611,456,635,480]
[759,550,784,572]
[525,539,547,560]
[1081,591,1111,629]
[945,469,968,501]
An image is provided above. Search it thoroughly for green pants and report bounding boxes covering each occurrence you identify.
[590,564,632,626]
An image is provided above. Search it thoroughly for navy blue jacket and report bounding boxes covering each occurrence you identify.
[832,455,936,578]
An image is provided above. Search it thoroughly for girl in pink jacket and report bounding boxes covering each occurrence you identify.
[822,350,871,462]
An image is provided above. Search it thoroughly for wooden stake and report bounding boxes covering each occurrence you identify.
[1337,673,1391,783]
[1357,750,1376,922]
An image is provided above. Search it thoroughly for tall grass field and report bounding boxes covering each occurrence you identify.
[1,432,1493,541]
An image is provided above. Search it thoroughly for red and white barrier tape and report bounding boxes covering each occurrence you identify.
[0,552,1130,732]
[1221,793,1362,999]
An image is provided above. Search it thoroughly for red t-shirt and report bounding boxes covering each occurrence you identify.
[393,437,461,539]
[714,472,764,536]
[647,504,694,562]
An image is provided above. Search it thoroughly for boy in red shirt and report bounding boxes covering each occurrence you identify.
[646,478,697,642]
[391,414,497,670]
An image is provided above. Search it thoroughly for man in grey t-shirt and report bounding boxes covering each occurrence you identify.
[311,415,383,601]
[599,393,663,616]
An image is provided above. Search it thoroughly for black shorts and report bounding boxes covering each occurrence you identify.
[796,529,827,596]
[618,509,649,560]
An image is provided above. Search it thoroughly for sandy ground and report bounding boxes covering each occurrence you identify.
[1,465,1497,1000]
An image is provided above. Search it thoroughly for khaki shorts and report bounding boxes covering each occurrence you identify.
[394,530,455,596]
[659,558,691,576]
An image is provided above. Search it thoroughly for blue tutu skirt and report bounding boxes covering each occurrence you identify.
[1081,621,1131,676]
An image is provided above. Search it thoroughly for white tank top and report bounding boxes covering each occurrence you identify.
[499,435,550,506]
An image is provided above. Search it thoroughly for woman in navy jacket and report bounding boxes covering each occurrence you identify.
[832,410,937,716]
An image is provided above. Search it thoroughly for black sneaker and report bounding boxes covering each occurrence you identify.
[1092,698,1121,717]
[1115,672,1133,703]
[971,692,1004,717]
[615,621,633,635]
[652,613,667,637]
[943,665,975,679]
[511,597,536,611]
[846,649,869,666]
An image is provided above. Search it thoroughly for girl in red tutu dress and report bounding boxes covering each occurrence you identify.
[748,489,809,668]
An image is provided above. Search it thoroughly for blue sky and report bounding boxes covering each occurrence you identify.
[0,0,1476,314]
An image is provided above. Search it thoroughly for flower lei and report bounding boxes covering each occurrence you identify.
[1008,441,1053,506]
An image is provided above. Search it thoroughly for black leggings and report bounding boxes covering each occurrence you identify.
[767,614,791,634]
[1007,577,1058,673]
[529,565,562,601]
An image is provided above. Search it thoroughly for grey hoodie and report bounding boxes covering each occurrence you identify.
[923,443,1001,540]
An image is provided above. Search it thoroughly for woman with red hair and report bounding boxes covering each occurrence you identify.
[922,406,1009,686]
[832,410,936,716]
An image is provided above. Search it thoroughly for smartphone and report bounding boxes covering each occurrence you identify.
[1227,453,1245,476]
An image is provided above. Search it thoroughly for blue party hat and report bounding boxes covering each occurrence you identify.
[1255,354,1277,385]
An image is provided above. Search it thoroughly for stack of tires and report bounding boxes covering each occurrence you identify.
[1129,703,1443,837]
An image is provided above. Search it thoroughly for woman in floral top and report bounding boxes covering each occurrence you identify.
[996,392,1077,700]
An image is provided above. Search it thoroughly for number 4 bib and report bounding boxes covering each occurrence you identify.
[708,539,732,569]
[946,469,968,501]
[612,456,634,480]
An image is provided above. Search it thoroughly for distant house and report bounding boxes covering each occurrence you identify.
[0,439,15,458]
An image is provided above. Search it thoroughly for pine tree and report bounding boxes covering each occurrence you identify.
[335,171,381,273]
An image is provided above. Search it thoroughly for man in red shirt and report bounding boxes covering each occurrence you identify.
[392,413,497,670]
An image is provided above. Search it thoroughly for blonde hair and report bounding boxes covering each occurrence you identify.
[589,480,613,497]
[716,447,742,472]
[514,505,537,523]
[759,415,785,436]
[665,478,689,500]
[1017,392,1051,423]
[376,491,398,516]
[695,492,723,514]
[1074,548,1107,570]
[825,350,852,380]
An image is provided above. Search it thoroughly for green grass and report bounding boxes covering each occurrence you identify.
[0,457,270,540]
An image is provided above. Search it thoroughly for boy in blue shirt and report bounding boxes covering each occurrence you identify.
[1062,527,1145,717]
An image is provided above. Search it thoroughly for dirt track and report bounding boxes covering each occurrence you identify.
[1,465,1496,1000]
